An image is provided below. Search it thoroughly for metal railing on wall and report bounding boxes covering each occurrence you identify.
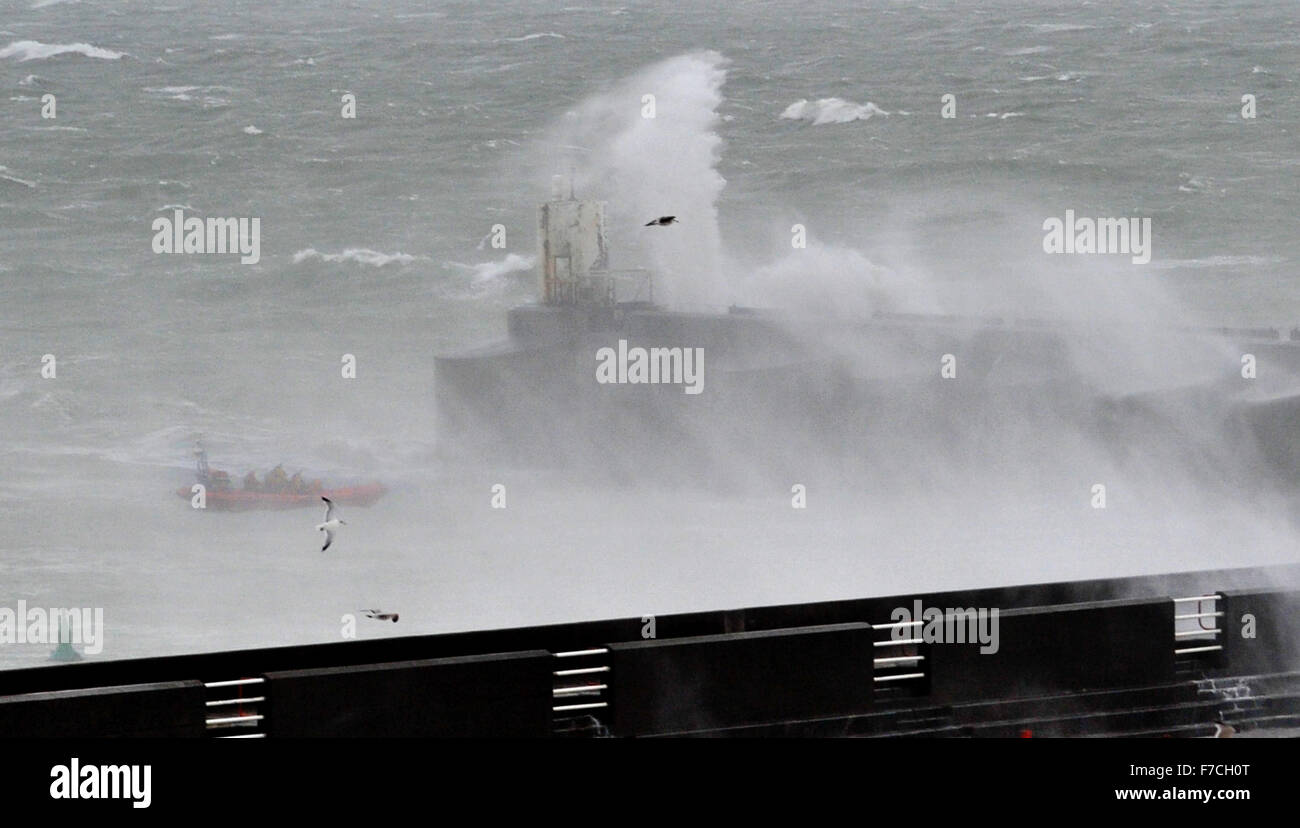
[1173,594,1223,658]
[204,677,266,738]
[551,648,611,737]
[871,620,927,690]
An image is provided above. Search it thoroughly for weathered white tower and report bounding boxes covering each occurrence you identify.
[537,175,609,305]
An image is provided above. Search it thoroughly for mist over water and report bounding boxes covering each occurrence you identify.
[2,0,1298,667]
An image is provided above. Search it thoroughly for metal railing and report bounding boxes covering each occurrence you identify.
[871,620,927,686]
[176,595,1233,737]
[545,269,653,307]
[551,648,611,736]
[204,677,266,738]
[1173,594,1223,658]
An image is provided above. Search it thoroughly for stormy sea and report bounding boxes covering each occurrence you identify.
[2,0,1298,667]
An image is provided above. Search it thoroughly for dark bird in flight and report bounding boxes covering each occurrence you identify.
[362,609,399,623]
[644,216,678,226]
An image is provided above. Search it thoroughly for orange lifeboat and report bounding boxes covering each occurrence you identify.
[176,482,388,511]
[179,443,387,511]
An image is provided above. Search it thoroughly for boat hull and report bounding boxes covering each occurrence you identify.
[176,483,388,511]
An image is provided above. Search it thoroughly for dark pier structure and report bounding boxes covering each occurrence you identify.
[2,563,1299,738]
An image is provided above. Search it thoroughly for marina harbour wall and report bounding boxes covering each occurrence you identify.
[1,564,1298,737]
[434,305,1300,487]
[925,598,1176,705]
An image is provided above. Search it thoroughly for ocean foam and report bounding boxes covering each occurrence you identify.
[292,248,418,267]
[0,40,123,61]
[444,253,535,284]
[780,97,889,125]
[503,32,565,42]
[0,165,36,188]
[1015,23,1098,33]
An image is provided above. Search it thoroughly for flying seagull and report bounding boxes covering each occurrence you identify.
[316,497,346,552]
[362,609,400,623]
[644,216,677,226]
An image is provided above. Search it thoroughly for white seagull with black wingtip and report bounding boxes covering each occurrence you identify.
[316,497,346,552]
[1211,719,1236,738]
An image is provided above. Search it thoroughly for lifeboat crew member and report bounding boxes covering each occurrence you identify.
[266,464,289,493]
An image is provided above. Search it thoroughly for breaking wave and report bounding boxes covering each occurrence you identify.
[0,40,124,61]
[780,97,889,125]
[503,32,565,42]
[540,50,731,307]
[443,253,535,284]
[0,165,36,188]
[292,248,419,267]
